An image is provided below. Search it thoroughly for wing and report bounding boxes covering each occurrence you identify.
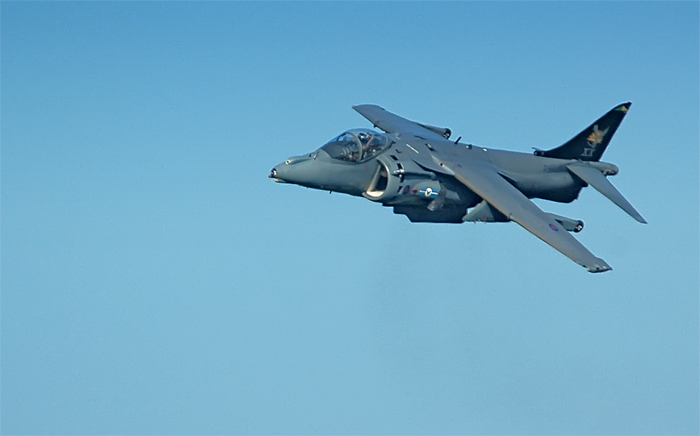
[354,105,611,272]
[353,104,447,140]
[433,155,612,273]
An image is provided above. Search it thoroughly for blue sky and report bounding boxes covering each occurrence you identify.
[2,2,698,435]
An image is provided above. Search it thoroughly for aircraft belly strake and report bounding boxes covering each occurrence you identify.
[269,103,646,273]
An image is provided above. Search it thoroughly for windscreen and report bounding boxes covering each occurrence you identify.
[320,129,388,163]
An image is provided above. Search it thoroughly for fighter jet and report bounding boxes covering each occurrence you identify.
[269,103,646,273]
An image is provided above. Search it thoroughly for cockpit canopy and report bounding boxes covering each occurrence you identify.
[320,129,389,163]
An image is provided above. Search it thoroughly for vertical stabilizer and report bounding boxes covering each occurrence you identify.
[538,103,631,162]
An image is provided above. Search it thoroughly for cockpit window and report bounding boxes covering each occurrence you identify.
[320,129,389,163]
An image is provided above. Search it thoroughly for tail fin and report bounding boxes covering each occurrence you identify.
[536,102,631,162]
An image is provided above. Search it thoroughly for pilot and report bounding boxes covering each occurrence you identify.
[335,132,359,162]
[358,132,375,160]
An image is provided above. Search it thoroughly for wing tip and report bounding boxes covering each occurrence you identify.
[353,104,384,111]
[586,261,613,273]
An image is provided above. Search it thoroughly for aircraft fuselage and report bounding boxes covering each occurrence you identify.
[270,133,596,206]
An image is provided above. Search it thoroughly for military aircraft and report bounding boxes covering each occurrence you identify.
[269,103,646,273]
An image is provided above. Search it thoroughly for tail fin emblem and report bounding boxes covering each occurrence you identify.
[582,125,610,157]
[586,125,610,147]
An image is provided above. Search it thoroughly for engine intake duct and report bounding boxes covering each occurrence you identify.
[363,154,436,203]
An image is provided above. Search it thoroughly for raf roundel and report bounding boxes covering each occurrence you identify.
[549,223,559,232]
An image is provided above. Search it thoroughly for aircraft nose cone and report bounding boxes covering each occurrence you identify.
[269,164,291,183]
[269,155,316,185]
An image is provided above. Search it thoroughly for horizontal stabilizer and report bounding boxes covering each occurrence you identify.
[568,163,647,224]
